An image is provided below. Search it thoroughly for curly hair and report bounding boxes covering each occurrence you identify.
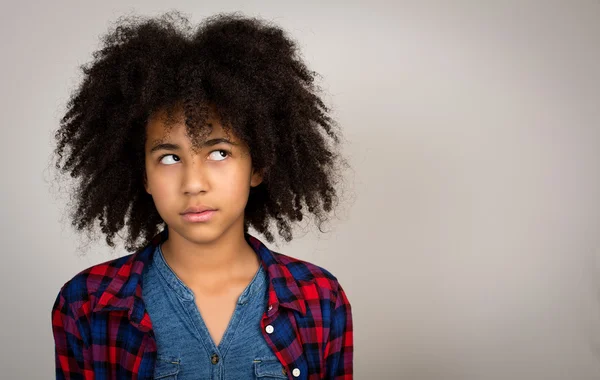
[51,11,348,253]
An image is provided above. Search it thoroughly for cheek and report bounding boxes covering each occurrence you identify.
[146,169,178,198]
[147,179,180,220]
[216,166,252,203]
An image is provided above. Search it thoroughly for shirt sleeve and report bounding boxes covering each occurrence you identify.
[52,287,94,379]
[324,283,354,379]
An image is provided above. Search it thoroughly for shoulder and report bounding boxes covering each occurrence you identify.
[271,250,350,306]
[53,253,135,313]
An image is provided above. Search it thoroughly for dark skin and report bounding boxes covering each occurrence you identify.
[52,12,343,257]
[144,105,263,347]
[52,12,345,348]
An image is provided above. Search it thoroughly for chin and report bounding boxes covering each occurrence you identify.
[170,221,227,244]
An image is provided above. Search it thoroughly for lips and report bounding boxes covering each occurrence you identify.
[181,209,217,223]
[180,205,217,223]
[181,205,216,215]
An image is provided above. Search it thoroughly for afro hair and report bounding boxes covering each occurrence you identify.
[51,11,348,253]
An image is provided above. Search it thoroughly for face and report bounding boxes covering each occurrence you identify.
[144,106,263,245]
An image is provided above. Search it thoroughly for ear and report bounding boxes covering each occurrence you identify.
[250,167,264,188]
[144,172,151,194]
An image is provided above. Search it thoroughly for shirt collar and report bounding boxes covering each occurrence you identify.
[92,227,307,321]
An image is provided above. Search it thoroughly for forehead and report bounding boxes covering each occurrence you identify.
[145,105,236,147]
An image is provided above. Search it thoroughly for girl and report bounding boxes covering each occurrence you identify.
[51,11,352,380]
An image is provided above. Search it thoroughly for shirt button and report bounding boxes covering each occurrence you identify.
[265,325,274,334]
[268,304,273,311]
[292,368,301,377]
[210,353,219,364]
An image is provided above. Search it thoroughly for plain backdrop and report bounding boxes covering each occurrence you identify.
[1,1,599,379]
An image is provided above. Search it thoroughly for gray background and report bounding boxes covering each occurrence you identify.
[1,0,600,379]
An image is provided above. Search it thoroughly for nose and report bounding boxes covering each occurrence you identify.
[181,156,210,195]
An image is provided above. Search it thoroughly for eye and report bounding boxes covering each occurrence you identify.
[159,154,179,165]
[208,150,230,161]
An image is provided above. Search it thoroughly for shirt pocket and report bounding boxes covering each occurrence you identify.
[153,355,181,379]
[254,357,288,379]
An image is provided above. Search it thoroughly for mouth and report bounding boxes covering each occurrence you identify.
[180,210,217,223]
[181,205,217,214]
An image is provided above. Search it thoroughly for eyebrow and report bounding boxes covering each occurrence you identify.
[149,138,238,153]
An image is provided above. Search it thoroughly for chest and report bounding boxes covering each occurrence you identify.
[92,300,321,379]
[192,286,244,347]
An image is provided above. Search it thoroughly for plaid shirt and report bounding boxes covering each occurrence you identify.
[52,228,353,379]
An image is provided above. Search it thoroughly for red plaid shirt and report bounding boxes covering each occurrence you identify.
[52,228,353,379]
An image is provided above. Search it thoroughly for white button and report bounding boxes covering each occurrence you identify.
[292,368,300,377]
[265,325,274,334]
[268,305,273,311]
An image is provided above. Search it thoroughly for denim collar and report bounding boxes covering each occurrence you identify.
[92,227,307,324]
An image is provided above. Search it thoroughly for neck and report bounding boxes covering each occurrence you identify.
[159,219,258,287]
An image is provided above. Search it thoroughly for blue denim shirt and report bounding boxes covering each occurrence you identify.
[54,227,353,378]
[142,243,287,379]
